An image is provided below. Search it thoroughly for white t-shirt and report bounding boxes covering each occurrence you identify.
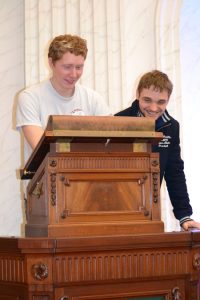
[16,79,111,162]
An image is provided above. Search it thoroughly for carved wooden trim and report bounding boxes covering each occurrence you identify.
[151,159,159,167]
[137,175,147,185]
[50,173,56,206]
[49,159,57,167]
[56,156,150,170]
[150,157,160,173]
[152,172,159,203]
[31,262,48,281]
[53,250,189,283]
[60,175,70,186]
[138,175,149,215]
[193,253,200,270]
[0,257,25,282]
[31,181,43,199]
[172,286,181,300]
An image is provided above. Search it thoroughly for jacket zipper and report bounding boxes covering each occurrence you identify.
[156,122,171,131]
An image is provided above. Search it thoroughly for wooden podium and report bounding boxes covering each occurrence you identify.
[0,231,200,300]
[21,115,164,237]
[0,116,200,300]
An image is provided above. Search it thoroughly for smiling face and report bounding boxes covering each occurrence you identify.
[49,51,85,97]
[138,85,169,120]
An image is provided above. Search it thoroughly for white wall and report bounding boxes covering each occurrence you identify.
[0,0,24,235]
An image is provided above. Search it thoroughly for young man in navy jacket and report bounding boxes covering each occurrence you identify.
[115,70,200,231]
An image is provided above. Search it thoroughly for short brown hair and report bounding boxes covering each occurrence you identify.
[48,34,88,62]
[137,70,173,97]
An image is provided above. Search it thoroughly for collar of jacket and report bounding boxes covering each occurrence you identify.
[131,99,172,131]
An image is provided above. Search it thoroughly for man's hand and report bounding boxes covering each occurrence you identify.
[181,220,200,231]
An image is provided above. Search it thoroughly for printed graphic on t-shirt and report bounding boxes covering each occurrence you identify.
[71,109,85,116]
[158,135,171,148]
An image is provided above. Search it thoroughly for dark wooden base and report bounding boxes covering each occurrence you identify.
[0,230,200,299]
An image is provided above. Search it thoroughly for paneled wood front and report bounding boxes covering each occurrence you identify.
[25,151,163,238]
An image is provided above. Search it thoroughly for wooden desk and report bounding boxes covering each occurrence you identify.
[0,231,200,300]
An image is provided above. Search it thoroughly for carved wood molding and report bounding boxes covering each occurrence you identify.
[31,262,48,281]
[55,156,151,170]
[50,173,56,206]
[53,250,189,283]
[193,253,200,271]
[172,286,181,300]
[31,181,43,199]
[0,256,25,282]
[152,172,159,203]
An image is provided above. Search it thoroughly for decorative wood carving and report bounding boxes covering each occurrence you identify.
[56,155,150,170]
[172,286,181,300]
[31,181,43,198]
[193,253,200,271]
[152,172,159,203]
[53,249,190,283]
[0,256,25,282]
[31,262,48,281]
[50,173,56,206]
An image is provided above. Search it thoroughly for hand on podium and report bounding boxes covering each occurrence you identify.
[181,219,200,231]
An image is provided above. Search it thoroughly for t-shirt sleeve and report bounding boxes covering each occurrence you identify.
[16,90,42,130]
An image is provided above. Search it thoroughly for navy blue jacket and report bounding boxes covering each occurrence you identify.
[115,100,192,221]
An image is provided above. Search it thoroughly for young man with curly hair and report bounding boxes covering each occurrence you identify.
[16,34,111,161]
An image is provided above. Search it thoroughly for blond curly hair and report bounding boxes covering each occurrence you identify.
[48,34,88,62]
